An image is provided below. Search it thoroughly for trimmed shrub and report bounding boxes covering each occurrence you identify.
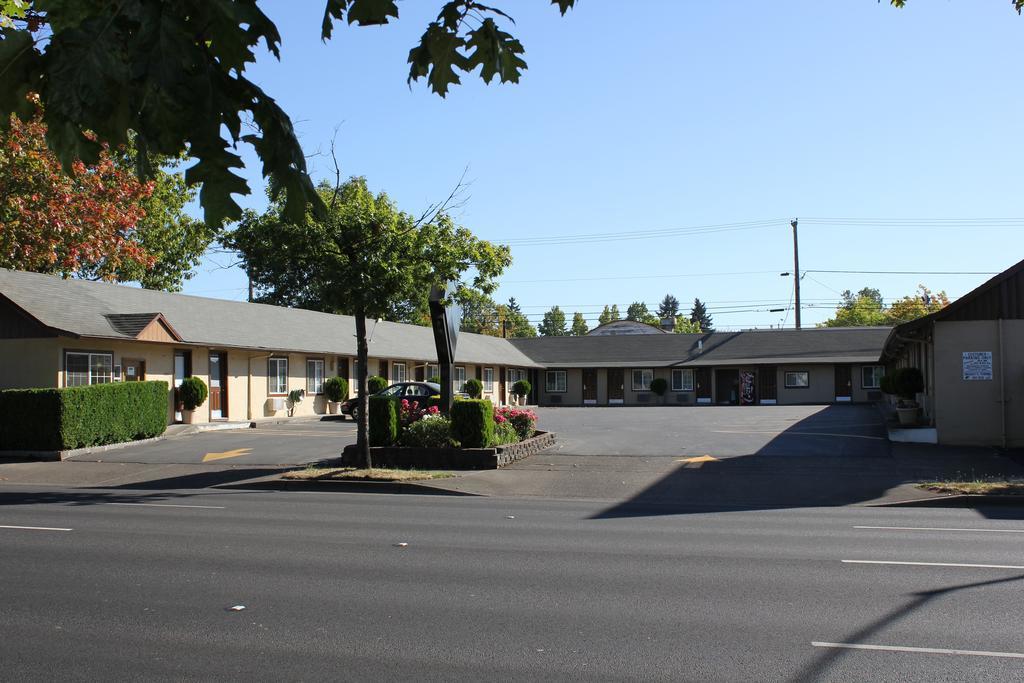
[369,394,399,446]
[464,377,483,399]
[324,376,348,402]
[879,373,894,395]
[179,376,208,410]
[0,381,169,451]
[892,367,924,399]
[401,415,453,448]
[492,420,519,446]
[649,377,668,396]
[512,379,531,398]
[451,399,495,448]
[368,375,388,394]
[427,375,441,384]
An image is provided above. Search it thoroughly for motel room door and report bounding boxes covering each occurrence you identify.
[695,368,712,404]
[122,359,145,382]
[834,365,852,402]
[582,369,598,405]
[607,369,624,405]
[209,352,228,419]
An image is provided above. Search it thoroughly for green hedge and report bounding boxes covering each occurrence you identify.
[368,375,388,394]
[369,394,399,447]
[0,381,169,451]
[451,399,495,449]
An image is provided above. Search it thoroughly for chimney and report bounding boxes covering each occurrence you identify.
[660,316,675,332]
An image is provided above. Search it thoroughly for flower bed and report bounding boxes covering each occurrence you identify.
[345,400,553,469]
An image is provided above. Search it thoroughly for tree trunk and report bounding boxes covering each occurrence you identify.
[355,310,372,469]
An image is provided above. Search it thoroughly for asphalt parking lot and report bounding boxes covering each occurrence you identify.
[67,419,357,466]
[538,404,889,458]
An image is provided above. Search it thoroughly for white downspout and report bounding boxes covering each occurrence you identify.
[998,319,1007,449]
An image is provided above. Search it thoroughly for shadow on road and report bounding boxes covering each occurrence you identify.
[591,406,1024,520]
[790,573,1024,681]
[0,489,232,507]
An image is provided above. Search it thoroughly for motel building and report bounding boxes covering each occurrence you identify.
[2,260,1022,446]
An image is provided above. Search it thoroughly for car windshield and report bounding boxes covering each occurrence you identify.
[380,385,403,396]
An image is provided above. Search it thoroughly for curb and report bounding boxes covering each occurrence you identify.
[871,493,1024,507]
[219,477,477,496]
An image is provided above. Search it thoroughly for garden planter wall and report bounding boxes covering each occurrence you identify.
[340,430,556,470]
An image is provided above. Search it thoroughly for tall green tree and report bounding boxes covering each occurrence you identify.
[570,312,589,336]
[0,1,576,225]
[821,285,949,327]
[223,176,510,466]
[657,294,680,319]
[690,298,714,332]
[674,318,702,334]
[538,306,568,336]
[626,301,659,326]
[500,300,537,338]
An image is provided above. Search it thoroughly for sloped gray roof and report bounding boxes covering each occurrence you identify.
[0,269,542,368]
[510,327,890,368]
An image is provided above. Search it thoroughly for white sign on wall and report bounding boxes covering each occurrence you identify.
[962,351,993,381]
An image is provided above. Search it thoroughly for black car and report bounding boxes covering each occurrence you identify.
[341,381,441,419]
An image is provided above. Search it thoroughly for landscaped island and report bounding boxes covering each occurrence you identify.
[340,398,555,470]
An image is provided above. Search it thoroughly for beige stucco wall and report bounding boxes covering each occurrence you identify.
[539,368,582,405]
[775,365,835,405]
[0,338,60,388]
[933,320,1024,447]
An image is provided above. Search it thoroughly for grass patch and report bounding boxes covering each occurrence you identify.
[917,479,1024,496]
[283,467,455,482]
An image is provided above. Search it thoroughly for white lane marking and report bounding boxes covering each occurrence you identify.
[843,559,1024,570]
[710,430,885,440]
[105,502,226,510]
[812,641,1024,659]
[855,525,1024,534]
[0,525,72,531]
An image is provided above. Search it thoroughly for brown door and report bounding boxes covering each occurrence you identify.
[715,369,740,405]
[695,368,712,403]
[758,366,777,403]
[499,368,507,404]
[835,365,852,402]
[607,369,624,403]
[582,369,598,404]
[122,359,145,382]
[209,352,227,419]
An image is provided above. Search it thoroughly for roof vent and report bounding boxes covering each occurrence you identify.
[698,339,704,354]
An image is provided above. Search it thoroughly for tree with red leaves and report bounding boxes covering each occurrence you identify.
[0,96,153,278]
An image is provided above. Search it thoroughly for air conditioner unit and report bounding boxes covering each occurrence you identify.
[267,397,286,411]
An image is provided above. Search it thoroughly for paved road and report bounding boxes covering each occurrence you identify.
[2,487,1023,681]
[539,404,889,458]
[66,420,357,466]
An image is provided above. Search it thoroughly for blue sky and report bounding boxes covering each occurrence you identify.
[185,1,1024,330]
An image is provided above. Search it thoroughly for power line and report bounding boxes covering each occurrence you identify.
[503,269,786,284]
[501,220,781,247]
[806,269,997,276]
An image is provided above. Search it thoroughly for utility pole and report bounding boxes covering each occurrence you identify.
[791,218,801,329]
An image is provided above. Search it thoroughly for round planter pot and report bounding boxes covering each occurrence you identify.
[182,410,196,425]
[327,402,340,415]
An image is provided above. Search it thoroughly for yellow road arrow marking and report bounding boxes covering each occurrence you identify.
[676,454,720,468]
[202,447,252,463]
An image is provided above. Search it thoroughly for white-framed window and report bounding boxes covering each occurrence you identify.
[631,368,654,392]
[65,351,113,386]
[393,362,407,384]
[268,357,288,395]
[454,366,466,392]
[484,367,494,393]
[671,368,694,392]
[784,371,810,389]
[427,364,439,380]
[306,359,325,394]
[546,370,567,393]
[862,365,884,389]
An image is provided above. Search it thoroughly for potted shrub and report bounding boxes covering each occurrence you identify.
[324,376,347,414]
[179,376,208,424]
[649,377,668,404]
[892,367,925,426]
[512,379,531,406]
[368,375,388,394]
[465,377,483,399]
[287,388,305,417]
